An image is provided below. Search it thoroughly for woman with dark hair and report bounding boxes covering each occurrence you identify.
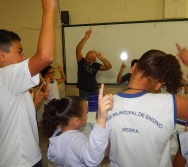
[41,84,113,167]
[106,48,188,167]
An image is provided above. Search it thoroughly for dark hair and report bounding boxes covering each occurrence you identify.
[136,49,183,94]
[0,29,21,53]
[41,96,85,138]
[131,59,138,67]
[40,65,53,78]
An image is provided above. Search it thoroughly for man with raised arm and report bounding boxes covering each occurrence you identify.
[76,27,112,100]
[0,0,56,166]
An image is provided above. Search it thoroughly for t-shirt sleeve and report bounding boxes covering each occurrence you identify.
[121,73,131,83]
[93,62,102,71]
[0,59,39,95]
[70,124,111,166]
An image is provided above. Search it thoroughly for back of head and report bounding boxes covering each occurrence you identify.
[41,65,53,78]
[136,49,183,94]
[41,96,84,137]
[0,29,21,53]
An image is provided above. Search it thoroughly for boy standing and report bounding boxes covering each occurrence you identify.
[0,0,56,166]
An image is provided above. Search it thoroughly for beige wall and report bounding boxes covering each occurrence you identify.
[0,0,188,97]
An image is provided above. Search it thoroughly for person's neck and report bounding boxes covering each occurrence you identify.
[125,72,149,93]
[61,124,79,134]
[124,86,147,92]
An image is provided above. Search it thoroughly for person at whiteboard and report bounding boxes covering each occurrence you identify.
[117,59,138,84]
[105,49,188,167]
[76,27,112,100]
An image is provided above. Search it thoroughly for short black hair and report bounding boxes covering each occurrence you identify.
[40,65,53,78]
[0,29,21,53]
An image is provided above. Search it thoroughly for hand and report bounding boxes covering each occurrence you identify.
[176,44,188,67]
[121,62,126,70]
[33,84,46,107]
[95,52,103,59]
[98,84,114,121]
[85,27,92,39]
[57,63,63,71]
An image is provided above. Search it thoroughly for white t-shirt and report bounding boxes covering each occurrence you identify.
[0,59,42,167]
[107,92,176,167]
[178,132,188,167]
[44,79,59,104]
[48,124,111,167]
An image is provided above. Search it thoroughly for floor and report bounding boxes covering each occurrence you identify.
[38,126,110,167]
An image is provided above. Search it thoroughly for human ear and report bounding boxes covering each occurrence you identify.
[74,117,81,127]
[130,63,137,74]
[154,82,163,91]
[0,50,6,62]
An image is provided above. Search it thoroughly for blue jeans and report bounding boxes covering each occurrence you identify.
[79,89,99,101]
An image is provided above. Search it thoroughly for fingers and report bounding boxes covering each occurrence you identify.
[98,84,104,100]
[176,43,182,53]
[100,94,113,111]
[37,83,44,92]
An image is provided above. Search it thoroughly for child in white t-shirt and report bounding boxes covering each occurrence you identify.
[40,64,66,106]
[41,84,113,167]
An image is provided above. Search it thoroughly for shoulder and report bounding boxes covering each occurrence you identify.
[78,57,85,64]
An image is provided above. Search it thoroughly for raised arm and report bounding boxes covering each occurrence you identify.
[176,44,188,67]
[97,84,113,128]
[56,63,66,84]
[117,62,126,84]
[28,0,56,76]
[33,84,45,107]
[96,52,112,71]
[42,76,50,100]
[76,27,92,62]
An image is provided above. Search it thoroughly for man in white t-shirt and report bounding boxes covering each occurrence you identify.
[0,0,56,166]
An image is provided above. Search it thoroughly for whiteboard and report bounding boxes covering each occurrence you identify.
[63,19,188,84]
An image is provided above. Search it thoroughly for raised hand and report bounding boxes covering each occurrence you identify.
[85,27,92,39]
[57,63,63,71]
[121,62,126,70]
[97,84,114,128]
[176,44,188,67]
[95,52,103,60]
[33,84,46,107]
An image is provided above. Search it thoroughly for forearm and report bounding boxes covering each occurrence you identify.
[76,36,88,53]
[100,57,112,70]
[117,69,124,84]
[34,98,41,107]
[43,84,49,99]
[57,70,66,83]
[79,124,111,166]
[29,6,55,76]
